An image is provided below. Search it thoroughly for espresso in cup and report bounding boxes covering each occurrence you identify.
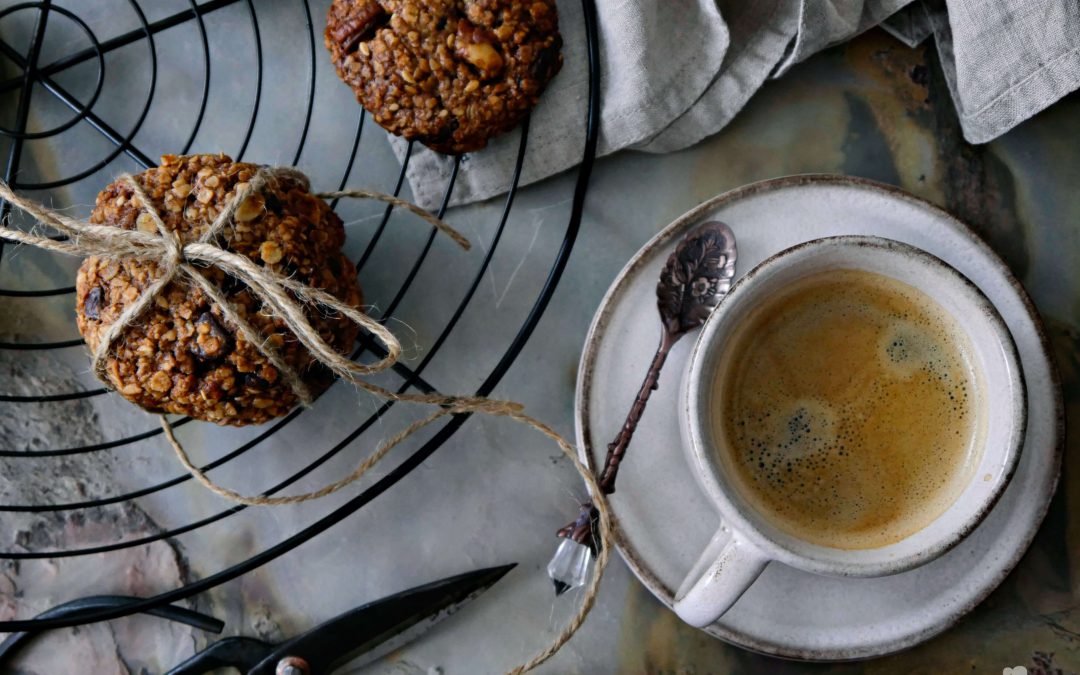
[712,268,986,550]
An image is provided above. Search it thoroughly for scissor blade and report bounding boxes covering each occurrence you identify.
[248,563,516,675]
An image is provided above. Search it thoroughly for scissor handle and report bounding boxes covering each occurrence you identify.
[0,595,224,669]
[164,635,276,675]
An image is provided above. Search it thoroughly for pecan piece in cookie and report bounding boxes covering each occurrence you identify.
[329,1,390,54]
[456,20,504,79]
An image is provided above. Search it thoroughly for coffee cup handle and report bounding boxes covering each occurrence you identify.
[673,527,768,627]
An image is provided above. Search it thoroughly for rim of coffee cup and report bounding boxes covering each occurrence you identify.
[681,235,1027,578]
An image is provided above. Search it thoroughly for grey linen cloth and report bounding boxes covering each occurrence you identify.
[395,0,1080,209]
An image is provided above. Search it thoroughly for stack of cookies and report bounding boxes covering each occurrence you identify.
[76,154,363,426]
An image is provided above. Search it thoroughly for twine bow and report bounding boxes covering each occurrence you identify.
[0,169,611,674]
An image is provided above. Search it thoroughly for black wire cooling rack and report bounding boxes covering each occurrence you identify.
[0,0,600,630]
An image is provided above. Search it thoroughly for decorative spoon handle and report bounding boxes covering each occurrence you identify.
[550,222,737,568]
[598,330,679,493]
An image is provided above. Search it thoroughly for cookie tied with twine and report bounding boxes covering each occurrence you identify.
[0,154,611,674]
[76,154,364,425]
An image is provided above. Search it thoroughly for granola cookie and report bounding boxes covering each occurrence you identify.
[325,0,562,154]
[75,154,364,426]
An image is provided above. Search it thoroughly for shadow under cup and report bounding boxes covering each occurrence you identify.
[674,236,1026,627]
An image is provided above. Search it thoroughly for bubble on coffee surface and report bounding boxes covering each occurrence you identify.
[879,317,973,424]
[738,398,838,481]
[715,269,983,550]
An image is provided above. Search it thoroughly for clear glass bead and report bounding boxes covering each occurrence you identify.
[547,538,592,595]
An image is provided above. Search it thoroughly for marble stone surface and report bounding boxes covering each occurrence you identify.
[0,2,1078,673]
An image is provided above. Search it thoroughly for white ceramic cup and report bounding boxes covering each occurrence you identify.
[673,236,1026,628]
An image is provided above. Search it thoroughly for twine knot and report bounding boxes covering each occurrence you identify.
[163,229,184,271]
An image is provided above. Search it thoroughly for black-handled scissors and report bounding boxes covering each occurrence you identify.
[0,564,515,675]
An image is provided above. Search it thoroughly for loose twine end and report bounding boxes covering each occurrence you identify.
[316,188,472,251]
[0,169,610,674]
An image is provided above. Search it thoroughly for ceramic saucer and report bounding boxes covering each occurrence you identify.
[575,175,1063,660]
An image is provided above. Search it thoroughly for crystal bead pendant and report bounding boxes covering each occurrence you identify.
[547,537,592,595]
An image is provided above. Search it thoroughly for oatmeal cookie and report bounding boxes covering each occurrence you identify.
[75,154,364,426]
[325,0,562,154]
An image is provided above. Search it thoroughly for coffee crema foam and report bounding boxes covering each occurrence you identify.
[713,268,986,550]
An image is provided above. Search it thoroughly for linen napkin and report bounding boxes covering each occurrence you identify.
[885,0,1080,143]
[394,0,1080,209]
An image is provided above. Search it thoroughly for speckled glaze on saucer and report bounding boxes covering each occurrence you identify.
[575,175,1063,661]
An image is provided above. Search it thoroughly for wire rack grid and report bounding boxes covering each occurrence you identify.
[0,0,600,630]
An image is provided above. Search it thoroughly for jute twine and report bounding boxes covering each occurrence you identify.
[0,169,611,674]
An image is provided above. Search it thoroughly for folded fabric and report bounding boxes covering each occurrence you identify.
[394,0,1080,209]
[888,0,1080,143]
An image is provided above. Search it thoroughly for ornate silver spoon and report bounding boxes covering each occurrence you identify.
[548,221,737,594]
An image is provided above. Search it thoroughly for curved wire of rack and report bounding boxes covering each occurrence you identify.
[0,0,600,630]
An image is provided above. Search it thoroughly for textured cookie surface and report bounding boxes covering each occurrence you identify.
[75,154,363,426]
[325,0,562,154]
